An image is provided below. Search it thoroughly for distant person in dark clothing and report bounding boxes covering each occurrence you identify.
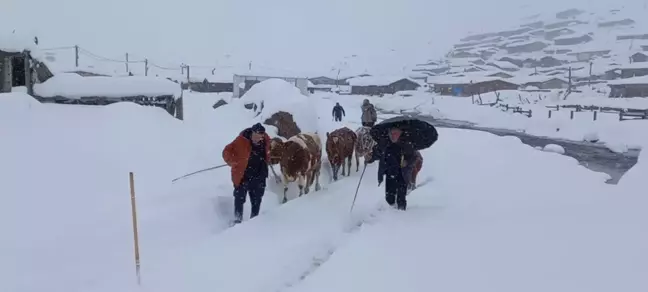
[332,102,345,122]
[367,127,416,210]
[361,99,377,127]
[222,123,271,224]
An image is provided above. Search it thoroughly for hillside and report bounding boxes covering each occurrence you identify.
[414,5,648,96]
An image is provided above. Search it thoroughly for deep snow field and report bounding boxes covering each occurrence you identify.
[2,80,648,292]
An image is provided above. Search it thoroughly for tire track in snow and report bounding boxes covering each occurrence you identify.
[277,203,392,292]
[277,176,436,291]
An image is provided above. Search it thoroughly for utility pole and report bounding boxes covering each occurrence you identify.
[74,45,79,67]
[588,62,593,86]
[125,53,129,73]
[181,64,184,74]
[248,61,252,71]
[212,68,215,75]
[144,59,149,76]
[186,65,190,83]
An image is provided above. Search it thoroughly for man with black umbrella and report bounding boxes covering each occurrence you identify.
[367,127,417,210]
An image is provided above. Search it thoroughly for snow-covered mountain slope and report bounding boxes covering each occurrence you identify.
[415,3,648,87]
[3,82,647,292]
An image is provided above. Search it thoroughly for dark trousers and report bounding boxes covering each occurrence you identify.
[233,179,265,222]
[385,171,407,210]
[362,121,375,127]
[334,115,342,122]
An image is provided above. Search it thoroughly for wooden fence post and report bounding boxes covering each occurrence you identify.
[570,111,574,120]
[129,172,141,285]
[593,111,598,121]
[548,110,552,119]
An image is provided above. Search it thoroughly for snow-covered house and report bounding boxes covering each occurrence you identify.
[619,63,648,78]
[608,76,648,98]
[569,49,612,62]
[348,76,420,96]
[427,74,518,96]
[511,75,569,90]
[232,71,310,98]
[185,73,234,93]
[630,52,648,63]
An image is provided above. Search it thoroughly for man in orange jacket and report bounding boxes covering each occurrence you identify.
[222,123,271,224]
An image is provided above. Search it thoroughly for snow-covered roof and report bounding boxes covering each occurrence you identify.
[608,75,648,85]
[619,63,648,70]
[347,76,416,86]
[234,68,309,79]
[34,73,182,99]
[509,75,568,84]
[0,31,36,53]
[487,61,519,69]
[426,71,517,85]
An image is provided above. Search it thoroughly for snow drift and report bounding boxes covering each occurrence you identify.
[239,79,318,137]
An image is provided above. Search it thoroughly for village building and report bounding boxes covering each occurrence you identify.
[630,52,648,63]
[348,76,420,96]
[554,34,593,46]
[0,45,53,94]
[598,18,635,28]
[427,74,519,96]
[183,73,234,93]
[618,63,648,78]
[486,61,520,72]
[569,49,612,62]
[232,73,310,98]
[544,20,586,30]
[511,75,569,90]
[544,28,576,40]
[505,41,549,54]
[616,34,648,41]
[642,45,648,52]
[608,76,648,97]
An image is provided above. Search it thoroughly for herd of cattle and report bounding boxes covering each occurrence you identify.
[267,126,424,203]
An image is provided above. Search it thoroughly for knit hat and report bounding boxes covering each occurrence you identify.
[251,123,266,134]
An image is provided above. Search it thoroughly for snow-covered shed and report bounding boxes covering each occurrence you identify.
[1,33,53,94]
[347,76,420,96]
[33,73,183,116]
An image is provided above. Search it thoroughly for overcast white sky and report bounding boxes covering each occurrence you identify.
[2,0,645,75]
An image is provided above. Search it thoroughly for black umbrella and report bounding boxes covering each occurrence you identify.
[369,116,439,150]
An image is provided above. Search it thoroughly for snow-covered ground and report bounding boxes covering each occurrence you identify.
[337,90,648,153]
[2,79,647,292]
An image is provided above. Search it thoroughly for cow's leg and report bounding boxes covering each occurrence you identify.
[346,155,352,176]
[355,151,360,172]
[314,167,321,191]
[332,164,338,181]
[304,171,313,195]
[297,174,306,197]
[282,174,289,204]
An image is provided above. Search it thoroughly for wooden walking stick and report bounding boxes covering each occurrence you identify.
[129,172,141,285]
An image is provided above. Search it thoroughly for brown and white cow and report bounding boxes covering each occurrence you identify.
[326,127,357,181]
[270,133,322,203]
